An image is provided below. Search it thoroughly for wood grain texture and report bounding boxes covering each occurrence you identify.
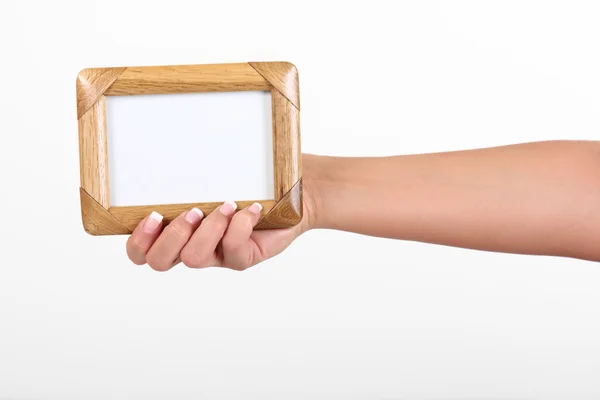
[80,188,131,235]
[76,67,126,119]
[104,63,271,95]
[249,62,300,110]
[272,89,301,199]
[78,96,110,208]
[255,179,303,229]
[77,61,303,235]
[109,200,277,232]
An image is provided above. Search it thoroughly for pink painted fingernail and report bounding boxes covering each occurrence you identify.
[185,208,204,224]
[144,211,163,233]
[248,202,263,215]
[219,201,237,216]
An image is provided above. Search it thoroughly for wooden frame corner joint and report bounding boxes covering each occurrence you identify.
[248,61,300,110]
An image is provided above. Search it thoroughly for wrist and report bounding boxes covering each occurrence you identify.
[299,153,329,233]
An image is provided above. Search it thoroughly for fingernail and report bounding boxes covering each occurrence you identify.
[144,211,163,233]
[248,202,263,215]
[185,208,204,224]
[219,200,237,216]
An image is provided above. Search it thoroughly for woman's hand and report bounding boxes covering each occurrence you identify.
[125,195,314,272]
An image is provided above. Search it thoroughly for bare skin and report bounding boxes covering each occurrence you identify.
[126,140,600,271]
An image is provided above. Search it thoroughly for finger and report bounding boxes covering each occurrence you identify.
[180,201,238,269]
[146,208,204,272]
[126,211,164,265]
[221,202,263,270]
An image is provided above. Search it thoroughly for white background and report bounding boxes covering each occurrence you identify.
[1,1,599,399]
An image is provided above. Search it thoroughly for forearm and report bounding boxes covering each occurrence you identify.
[303,140,600,261]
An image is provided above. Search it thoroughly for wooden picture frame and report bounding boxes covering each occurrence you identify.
[77,62,302,235]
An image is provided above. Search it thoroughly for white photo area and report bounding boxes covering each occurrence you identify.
[105,90,275,206]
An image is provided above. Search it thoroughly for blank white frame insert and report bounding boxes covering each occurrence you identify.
[105,90,274,206]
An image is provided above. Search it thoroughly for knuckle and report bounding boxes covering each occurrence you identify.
[233,212,254,229]
[180,248,207,269]
[127,235,145,253]
[145,253,170,272]
[129,256,146,266]
[223,256,251,271]
[221,235,242,252]
[225,262,250,271]
[164,221,190,238]
[204,215,229,231]
[126,239,146,265]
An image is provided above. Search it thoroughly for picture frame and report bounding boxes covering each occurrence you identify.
[77,61,302,236]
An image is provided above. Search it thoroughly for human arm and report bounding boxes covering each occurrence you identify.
[304,140,600,261]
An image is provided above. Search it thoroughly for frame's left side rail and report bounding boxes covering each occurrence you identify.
[78,95,110,209]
